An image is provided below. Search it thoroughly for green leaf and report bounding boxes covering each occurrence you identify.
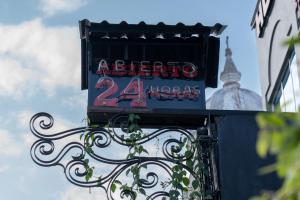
[88,168,93,175]
[181,170,187,176]
[258,164,277,175]
[129,114,134,122]
[185,150,193,158]
[189,191,201,199]
[142,149,149,154]
[111,183,116,193]
[283,36,300,47]
[250,196,269,200]
[84,146,94,154]
[131,165,139,175]
[140,164,147,169]
[182,176,190,186]
[126,168,131,176]
[172,165,180,172]
[138,146,148,154]
[114,180,122,185]
[182,186,188,192]
[169,190,180,199]
[129,124,136,132]
[85,168,93,181]
[84,133,89,142]
[172,179,180,188]
[90,124,99,128]
[192,180,199,189]
[134,114,140,120]
[83,159,89,165]
[256,132,270,158]
[186,159,194,169]
[80,133,84,140]
[139,188,146,196]
[120,184,130,191]
[126,153,134,159]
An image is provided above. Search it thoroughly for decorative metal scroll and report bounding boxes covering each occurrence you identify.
[30,112,217,200]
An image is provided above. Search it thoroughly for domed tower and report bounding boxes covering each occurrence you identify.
[206,37,262,110]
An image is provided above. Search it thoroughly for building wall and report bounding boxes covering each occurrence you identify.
[253,0,300,110]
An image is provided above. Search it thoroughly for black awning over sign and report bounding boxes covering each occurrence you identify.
[79,20,225,89]
[79,20,225,124]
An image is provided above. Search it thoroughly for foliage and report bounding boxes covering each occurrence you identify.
[163,134,205,200]
[251,111,300,200]
[283,35,300,47]
[79,114,208,199]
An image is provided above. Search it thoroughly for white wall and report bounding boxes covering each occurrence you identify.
[253,0,300,109]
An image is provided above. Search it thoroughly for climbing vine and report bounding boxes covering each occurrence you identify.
[80,114,210,200]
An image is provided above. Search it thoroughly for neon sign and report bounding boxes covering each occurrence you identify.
[90,59,203,109]
[96,59,199,79]
[79,20,223,124]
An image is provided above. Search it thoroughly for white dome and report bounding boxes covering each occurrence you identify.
[206,37,263,111]
[206,86,263,110]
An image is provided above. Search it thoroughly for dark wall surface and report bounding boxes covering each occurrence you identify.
[215,112,281,200]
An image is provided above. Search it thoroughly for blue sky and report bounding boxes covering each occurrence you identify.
[0,0,260,199]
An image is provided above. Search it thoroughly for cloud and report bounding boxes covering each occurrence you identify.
[60,186,107,200]
[1,110,80,157]
[16,110,35,128]
[4,110,75,132]
[0,58,35,98]
[0,129,22,156]
[61,90,87,110]
[0,164,10,173]
[39,0,87,16]
[0,19,81,99]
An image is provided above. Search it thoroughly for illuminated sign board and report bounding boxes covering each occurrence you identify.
[89,59,204,109]
[79,20,224,125]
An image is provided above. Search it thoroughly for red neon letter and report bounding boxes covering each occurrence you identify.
[182,62,198,78]
[168,62,180,78]
[138,61,151,76]
[128,61,137,76]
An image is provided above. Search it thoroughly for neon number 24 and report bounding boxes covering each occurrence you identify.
[120,78,146,107]
[93,77,146,107]
[94,77,119,107]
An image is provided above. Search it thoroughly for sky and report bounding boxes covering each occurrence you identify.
[0,0,260,200]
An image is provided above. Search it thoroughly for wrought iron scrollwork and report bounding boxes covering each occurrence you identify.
[30,112,217,200]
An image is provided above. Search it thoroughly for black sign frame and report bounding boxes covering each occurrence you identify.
[79,20,225,125]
